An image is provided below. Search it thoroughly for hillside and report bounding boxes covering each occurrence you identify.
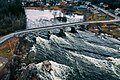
[0,0,26,36]
[88,0,120,9]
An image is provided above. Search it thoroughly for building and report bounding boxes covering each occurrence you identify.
[115,8,120,16]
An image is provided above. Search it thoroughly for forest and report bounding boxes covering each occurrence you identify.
[88,0,120,9]
[0,0,26,36]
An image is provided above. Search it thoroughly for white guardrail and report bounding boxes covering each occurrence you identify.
[0,5,120,44]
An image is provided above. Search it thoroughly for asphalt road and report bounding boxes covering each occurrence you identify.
[0,5,120,44]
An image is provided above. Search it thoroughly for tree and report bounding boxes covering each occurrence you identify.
[0,0,26,36]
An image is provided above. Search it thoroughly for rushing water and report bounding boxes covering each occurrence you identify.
[1,9,119,80]
[25,9,84,29]
[21,29,120,80]
[21,9,120,80]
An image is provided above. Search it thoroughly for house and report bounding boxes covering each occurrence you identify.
[65,0,81,3]
[74,5,87,10]
[115,8,120,16]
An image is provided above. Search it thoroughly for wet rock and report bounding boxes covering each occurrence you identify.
[33,37,36,44]
[47,31,51,40]
[34,31,120,80]
[0,57,9,80]
[36,60,74,80]
[70,27,77,33]
[42,60,52,72]
[57,29,66,37]
[56,17,67,22]
[62,17,67,22]
[56,17,62,22]
[27,50,36,63]
[16,63,39,80]
[2,28,120,80]
[79,25,87,31]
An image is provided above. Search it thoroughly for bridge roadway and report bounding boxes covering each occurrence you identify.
[0,5,120,44]
[92,5,119,19]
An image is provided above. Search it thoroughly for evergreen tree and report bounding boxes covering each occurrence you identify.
[0,0,26,36]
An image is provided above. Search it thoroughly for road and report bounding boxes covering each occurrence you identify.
[0,5,120,44]
[92,5,119,19]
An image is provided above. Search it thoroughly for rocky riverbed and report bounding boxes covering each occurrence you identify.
[1,28,120,80]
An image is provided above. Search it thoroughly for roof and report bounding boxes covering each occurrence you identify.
[74,5,87,9]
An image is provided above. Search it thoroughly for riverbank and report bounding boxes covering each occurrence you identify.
[0,25,120,79]
[0,37,18,60]
[88,24,120,38]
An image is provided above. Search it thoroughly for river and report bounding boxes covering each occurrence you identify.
[25,9,84,29]
[1,9,120,80]
[24,29,120,80]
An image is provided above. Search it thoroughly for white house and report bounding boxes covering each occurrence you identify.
[115,8,120,16]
